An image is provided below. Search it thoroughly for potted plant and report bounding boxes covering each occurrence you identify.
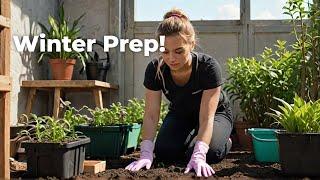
[37,3,88,80]
[225,40,299,150]
[19,114,90,179]
[82,40,111,82]
[67,98,168,158]
[266,1,320,175]
[74,102,132,159]
[267,95,320,176]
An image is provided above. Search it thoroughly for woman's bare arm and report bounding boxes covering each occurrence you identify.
[197,86,221,144]
[141,89,162,141]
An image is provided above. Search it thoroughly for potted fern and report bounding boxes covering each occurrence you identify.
[19,114,90,179]
[38,3,88,80]
[267,95,320,176]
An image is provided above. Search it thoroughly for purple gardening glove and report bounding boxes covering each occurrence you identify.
[125,140,154,171]
[184,140,215,177]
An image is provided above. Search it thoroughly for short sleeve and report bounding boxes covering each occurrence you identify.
[143,61,162,91]
[200,57,224,90]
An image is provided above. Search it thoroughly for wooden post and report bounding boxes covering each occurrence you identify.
[53,88,61,119]
[0,0,11,178]
[25,88,36,116]
[93,89,103,109]
[0,92,10,179]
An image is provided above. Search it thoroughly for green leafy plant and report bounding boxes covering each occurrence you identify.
[63,102,89,136]
[266,94,320,133]
[125,98,145,124]
[19,114,82,143]
[283,0,320,101]
[87,99,168,127]
[88,102,127,126]
[59,98,168,128]
[225,40,300,127]
[37,3,88,68]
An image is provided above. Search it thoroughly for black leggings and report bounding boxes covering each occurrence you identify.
[154,105,233,164]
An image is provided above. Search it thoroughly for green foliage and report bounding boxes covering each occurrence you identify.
[266,94,320,133]
[283,0,320,101]
[124,98,145,124]
[63,104,89,136]
[87,99,168,127]
[225,40,300,127]
[37,3,88,69]
[19,114,82,143]
[61,98,168,127]
[88,102,127,126]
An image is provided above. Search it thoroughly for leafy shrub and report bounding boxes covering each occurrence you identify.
[225,40,300,127]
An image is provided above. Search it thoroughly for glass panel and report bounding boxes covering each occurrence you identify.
[251,0,311,20]
[135,0,240,21]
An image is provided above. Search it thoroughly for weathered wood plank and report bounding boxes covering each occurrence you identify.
[0,75,11,91]
[0,92,10,179]
[0,0,11,178]
[0,15,10,28]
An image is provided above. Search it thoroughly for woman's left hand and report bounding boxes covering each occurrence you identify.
[184,141,215,177]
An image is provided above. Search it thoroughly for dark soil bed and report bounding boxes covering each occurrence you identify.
[12,151,314,179]
[74,151,303,180]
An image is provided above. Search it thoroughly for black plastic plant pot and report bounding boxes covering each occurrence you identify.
[22,137,90,179]
[86,62,109,82]
[276,130,320,176]
[75,124,131,159]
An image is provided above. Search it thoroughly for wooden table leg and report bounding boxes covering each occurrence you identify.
[93,89,103,109]
[53,88,61,119]
[25,88,36,117]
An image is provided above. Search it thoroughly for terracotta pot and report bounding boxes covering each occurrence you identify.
[49,59,76,80]
[234,121,257,151]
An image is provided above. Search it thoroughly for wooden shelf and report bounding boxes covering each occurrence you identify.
[21,80,119,118]
[0,15,10,28]
[21,80,119,90]
[0,75,11,92]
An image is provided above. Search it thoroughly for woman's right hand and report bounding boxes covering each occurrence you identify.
[125,140,154,171]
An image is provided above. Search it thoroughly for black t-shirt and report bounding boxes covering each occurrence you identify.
[143,52,227,116]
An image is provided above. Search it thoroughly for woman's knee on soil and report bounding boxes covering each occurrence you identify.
[206,116,233,164]
[206,137,232,164]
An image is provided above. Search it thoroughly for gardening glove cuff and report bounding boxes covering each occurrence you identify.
[140,139,154,160]
[192,140,209,161]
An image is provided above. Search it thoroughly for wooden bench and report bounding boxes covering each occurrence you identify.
[21,80,119,118]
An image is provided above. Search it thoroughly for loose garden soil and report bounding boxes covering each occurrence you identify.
[11,149,315,179]
[73,151,308,180]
